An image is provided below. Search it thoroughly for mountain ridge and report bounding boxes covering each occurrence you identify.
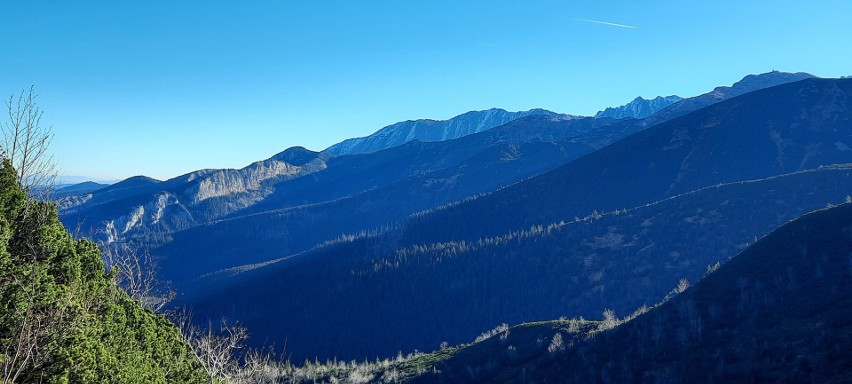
[646,71,816,125]
[181,77,852,361]
[58,72,832,296]
[323,108,574,155]
[403,76,847,245]
[595,95,683,119]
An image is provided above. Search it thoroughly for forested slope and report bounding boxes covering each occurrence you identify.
[0,160,207,383]
[408,202,852,383]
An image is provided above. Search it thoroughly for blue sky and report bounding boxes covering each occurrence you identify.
[2,1,850,180]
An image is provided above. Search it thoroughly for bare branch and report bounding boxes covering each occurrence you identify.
[1,86,57,199]
[99,242,176,311]
[2,262,76,383]
[169,308,281,383]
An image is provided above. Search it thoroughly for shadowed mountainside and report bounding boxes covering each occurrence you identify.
[400,202,852,383]
[61,73,820,291]
[187,165,852,362]
[403,77,852,246]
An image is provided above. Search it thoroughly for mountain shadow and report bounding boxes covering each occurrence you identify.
[405,202,852,383]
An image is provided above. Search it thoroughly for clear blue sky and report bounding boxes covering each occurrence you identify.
[2,1,850,180]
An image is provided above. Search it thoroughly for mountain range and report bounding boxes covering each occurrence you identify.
[59,71,809,253]
[403,75,845,244]
[323,108,574,155]
[54,71,852,379]
[183,76,852,361]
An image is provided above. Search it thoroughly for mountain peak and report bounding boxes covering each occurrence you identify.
[720,71,816,94]
[595,95,683,120]
[270,146,323,165]
[644,71,819,126]
[109,175,161,188]
[323,108,574,155]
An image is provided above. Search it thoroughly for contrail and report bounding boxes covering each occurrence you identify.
[574,18,637,29]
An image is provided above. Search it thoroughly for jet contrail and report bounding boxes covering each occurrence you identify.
[574,18,637,29]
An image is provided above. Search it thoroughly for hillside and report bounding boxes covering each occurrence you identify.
[0,160,208,383]
[187,165,852,361]
[401,202,852,383]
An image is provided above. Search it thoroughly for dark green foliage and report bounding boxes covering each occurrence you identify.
[0,160,207,383]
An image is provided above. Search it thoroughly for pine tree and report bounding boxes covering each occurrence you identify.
[0,159,208,383]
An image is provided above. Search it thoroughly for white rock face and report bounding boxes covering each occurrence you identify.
[151,192,178,224]
[192,154,325,207]
[99,192,188,243]
[186,156,326,204]
[122,205,146,234]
